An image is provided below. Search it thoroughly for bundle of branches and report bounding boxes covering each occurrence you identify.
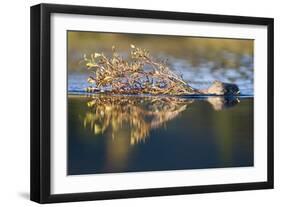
[83,45,196,95]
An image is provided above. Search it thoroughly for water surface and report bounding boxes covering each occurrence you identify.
[67,95,253,175]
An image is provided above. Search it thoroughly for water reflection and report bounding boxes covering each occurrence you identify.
[68,95,253,174]
[207,96,240,111]
[83,95,240,145]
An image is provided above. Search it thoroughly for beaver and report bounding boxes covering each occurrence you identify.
[195,80,240,96]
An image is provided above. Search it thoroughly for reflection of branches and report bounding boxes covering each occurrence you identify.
[82,95,240,145]
[83,95,193,145]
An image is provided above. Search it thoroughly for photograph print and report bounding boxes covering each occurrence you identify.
[67,31,254,175]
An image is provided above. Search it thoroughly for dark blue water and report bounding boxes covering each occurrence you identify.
[67,95,253,175]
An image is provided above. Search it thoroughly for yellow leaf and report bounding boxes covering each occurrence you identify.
[94,53,101,58]
[87,77,95,83]
[103,76,113,82]
[86,62,98,68]
[83,54,88,61]
[130,44,135,49]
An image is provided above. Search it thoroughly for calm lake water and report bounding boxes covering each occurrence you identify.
[67,94,253,175]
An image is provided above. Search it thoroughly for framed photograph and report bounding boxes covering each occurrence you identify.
[30,3,274,203]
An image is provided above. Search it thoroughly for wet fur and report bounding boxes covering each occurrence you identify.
[198,80,240,96]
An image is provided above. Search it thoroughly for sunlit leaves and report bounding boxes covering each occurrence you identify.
[94,53,101,58]
[83,45,194,95]
[87,76,95,84]
[86,62,98,68]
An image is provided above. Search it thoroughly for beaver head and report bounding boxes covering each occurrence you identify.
[207,80,240,95]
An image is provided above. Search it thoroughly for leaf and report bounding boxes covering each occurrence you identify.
[87,76,95,83]
[94,53,101,58]
[130,44,135,49]
[103,76,113,82]
[86,62,98,68]
[97,76,113,87]
[83,54,88,61]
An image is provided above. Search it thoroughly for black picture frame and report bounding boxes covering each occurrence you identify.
[30,3,274,204]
